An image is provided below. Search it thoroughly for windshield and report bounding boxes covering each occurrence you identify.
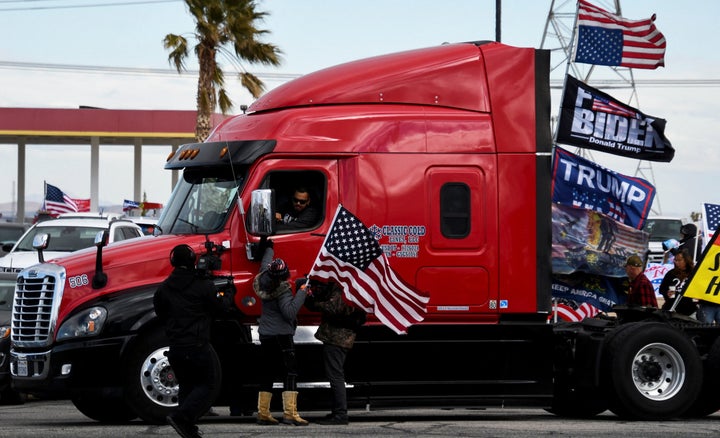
[643,219,682,242]
[158,167,245,235]
[15,225,105,252]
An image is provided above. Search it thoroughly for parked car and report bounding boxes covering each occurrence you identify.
[643,216,686,264]
[125,216,160,236]
[0,272,24,404]
[0,215,144,273]
[0,223,29,257]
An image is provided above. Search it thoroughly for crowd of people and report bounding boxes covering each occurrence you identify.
[623,221,719,324]
[153,185,363,437]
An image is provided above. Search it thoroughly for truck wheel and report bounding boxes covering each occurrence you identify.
[684,335,720,417]
[71,393,137,423]
[123,330,222,424]
[604,322,702,419]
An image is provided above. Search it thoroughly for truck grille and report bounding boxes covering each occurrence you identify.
[11,265,65,348]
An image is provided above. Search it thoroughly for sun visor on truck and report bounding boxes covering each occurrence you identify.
[164,140,276,170]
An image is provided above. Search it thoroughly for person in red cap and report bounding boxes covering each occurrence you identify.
[253,243,309,426]
[624,254,658,308]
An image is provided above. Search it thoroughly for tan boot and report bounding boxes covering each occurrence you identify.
[256,391,279,425]
[281,391,308,426]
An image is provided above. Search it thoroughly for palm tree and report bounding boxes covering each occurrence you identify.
[164,0,282,141]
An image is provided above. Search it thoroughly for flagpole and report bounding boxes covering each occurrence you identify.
[305,203,344,286]
[563,0,581,84]
[42,180,47,211]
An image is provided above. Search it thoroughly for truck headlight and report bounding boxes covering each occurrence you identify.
[56,307,107,341]
[0,325,9,339]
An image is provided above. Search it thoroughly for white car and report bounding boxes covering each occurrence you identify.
[0,214,143,273]
[643,216,686,264]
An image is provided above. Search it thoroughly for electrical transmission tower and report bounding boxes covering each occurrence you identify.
[540,0,662,215]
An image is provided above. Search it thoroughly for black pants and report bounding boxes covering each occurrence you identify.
[259,334,299,392]
[167,343,216,424]
[323,343,349,417]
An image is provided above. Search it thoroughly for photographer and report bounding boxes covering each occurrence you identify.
[304,279,366,425]
[153,244,231,438]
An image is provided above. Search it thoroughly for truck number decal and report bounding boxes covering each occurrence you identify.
[68,274,90,288]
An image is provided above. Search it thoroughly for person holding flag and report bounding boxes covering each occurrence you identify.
[681,223,720,323]
[252,243,309,426]
[307,205,430,335]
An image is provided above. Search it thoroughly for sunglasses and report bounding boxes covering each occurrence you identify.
[292,197,309,205]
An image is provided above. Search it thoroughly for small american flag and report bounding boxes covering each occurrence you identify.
[574,0,666,70]
[591,96,636,118]
[44,183,79,215]
[308,205,430,334]
[703,202,720,241]
[554,301,601,322]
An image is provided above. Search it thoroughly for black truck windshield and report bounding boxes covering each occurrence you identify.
[158,168,245,235]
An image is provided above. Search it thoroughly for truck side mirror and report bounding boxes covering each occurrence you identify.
[32,233,50,263]
[245,189,276,261]
[248,189,276,236]
[92,230,108,289]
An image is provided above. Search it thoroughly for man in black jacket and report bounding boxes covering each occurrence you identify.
[304,280,366,425]
[154,244,228,438]
[275,186,320,230]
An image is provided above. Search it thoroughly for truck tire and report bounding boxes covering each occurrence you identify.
[604,322,702,419]
[71,392,137,423]
[684,335,720,417]
[122,329,222,424]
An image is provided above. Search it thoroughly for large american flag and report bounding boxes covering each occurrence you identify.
[574,0,666,70]
[703,202,720,242]
[44,183,79,215]
[308,205,430,334]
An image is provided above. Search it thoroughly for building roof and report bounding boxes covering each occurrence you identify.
[0,107,228,145]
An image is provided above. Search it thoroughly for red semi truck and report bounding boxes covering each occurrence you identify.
[10,41,720,423]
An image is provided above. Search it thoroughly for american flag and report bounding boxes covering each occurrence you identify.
[703,202,720,241]
[554,301,601,322]
[44,183,79,215]
[574,0,666,70]
[308,205,430,334]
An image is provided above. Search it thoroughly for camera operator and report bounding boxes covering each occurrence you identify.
[154,244,233,438]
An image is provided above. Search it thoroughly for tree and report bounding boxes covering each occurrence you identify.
[164,0,282,142]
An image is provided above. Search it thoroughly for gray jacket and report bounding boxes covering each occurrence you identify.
[253,247,307,336]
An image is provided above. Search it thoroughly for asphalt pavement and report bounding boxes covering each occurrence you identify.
[1,399,720,437]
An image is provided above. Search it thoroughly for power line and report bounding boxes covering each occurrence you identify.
[0,0,179,11]
[0,60,301,82]
[2,59,717,88]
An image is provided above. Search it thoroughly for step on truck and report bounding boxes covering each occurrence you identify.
[10,41,720,423]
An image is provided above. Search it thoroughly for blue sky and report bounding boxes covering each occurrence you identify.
[0,0,718,219]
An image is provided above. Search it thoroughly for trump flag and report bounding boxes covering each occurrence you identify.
[308,205,430,334]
